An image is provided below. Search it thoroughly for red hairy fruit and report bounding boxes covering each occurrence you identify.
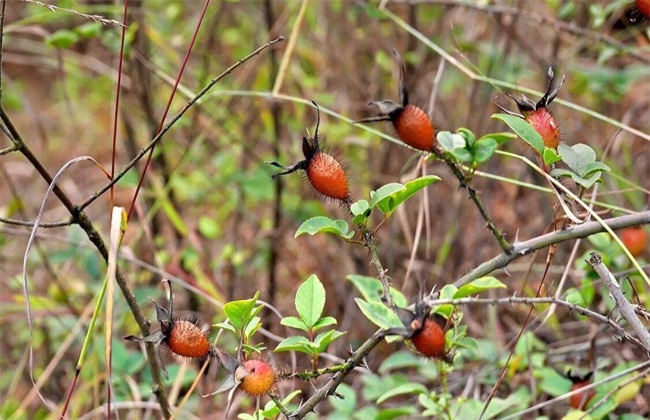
[270,102,351,204]
[410,317,446,359]
[393,105,435,152]
[498,66,565,151]
[166,319,210,359]
[238,360,275,396]
[636,0,650,17]
[569,381,595,410]
[525,108,560,149]
[306,152,349,201]
[360,50,436,152]
[621,226,647,257]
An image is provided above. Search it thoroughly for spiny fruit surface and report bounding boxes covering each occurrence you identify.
[306,152,349,201]
[569,381,595,410]
[526,108,560,149]
[621,226,647,257]
[410,317,446,359]
[393,105,435,151]
[239,360,275,396]
[636,0,650,17]
[166,319,210,359]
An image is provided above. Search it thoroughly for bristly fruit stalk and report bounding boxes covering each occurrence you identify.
[496,66,565,150]
[358,50,436,152]
[269,101,351,205]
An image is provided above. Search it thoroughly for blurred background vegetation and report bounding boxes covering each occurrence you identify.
[0,0,649,418]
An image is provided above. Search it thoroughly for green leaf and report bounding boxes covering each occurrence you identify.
[74,22,102,38]
[437,131,466,151]
[350,200,371,225]
[558,143,596,175]
[295,216,353,239]
[212,322,236,334]
[431,284,458,318]
[543,147,562,166]
[347,274,408,308]
[450,148,473,162]
[274,336,314,354]
[477,132,516,145]
[492,113,544,155]
[243,316,262,340]
[223,291,260,330]
[473,138,498,163]
[370,183,405,208]
[295,274,326,328]
[376,383,427,404]
[46,29,80,49]
[262,390,302,418]
[536,367,571,397]
[458,128,476,147]
[313,330,346,353]
[573,172,602,189]
[582,161,610,177]
[378,351,422,373]
[355,299,404,329]
[453,277,506,298]
[312,316,337,332]
[281,316,308,331]
[375,176,440,215]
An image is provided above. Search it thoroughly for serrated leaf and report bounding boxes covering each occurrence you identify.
[312,316,337,332]
[347,274,408,308]
[376,383,428,404]
[492,113,544,155]
[474,138,498,163]
[223,291,260,330]
[295,216,353,239]
[244,315,262,340]
[314,330,346,353]
[281,316,308,331]
[274,336,314,354]
[582,161,610,177]
[350,200,371,225]
[376,176,440,215]
[543,147,562,166]
[572,172,602,189]
[295,274,326,328]
[454,276,506,298]
[477,132,516,145]
[46,29,80,49]
[550,168,574,178]
[355,298,404,329]
[437,131,466,151]
[558,143,596,175]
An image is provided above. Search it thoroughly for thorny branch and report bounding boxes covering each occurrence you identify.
[588,252,650,353]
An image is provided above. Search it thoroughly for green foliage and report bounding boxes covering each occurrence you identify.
[295,216,354,239]
[240,391,302,420]
[214,291,264,354]
[437,128,512,165]
[492,113,545,154]
[551,143,611,189]
[276,275,345,361]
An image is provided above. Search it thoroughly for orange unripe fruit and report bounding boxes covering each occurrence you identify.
[636,0,650,17]
[569,381,595,410]
[526,108,560,149]
[393,105,435,152]
[306,152,349,201]
[166,319,210,359]
[621,226,647,257]
[238,360,275,396]
[410,317,446,359]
